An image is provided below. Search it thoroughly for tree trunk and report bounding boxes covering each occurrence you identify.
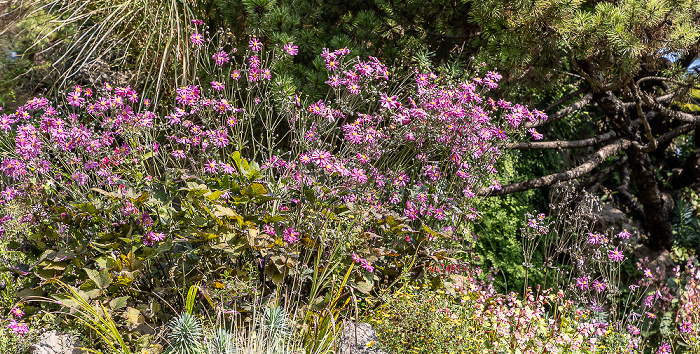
[625,145,674,251]
[594,90,674,251]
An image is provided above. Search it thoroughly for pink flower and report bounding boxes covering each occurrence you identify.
[262,224,276,235]
[588,233,602,245]
[212,51,229,66]
[657,343,671,354]
[592,280,607,293]
[325,59,339,71]
[249,37,262,52]
[190,33,204,46]
[191,19,203,25]
[248,68,260,82]
[10,307,24,319]
[283,42,298,56]
[171,150,186,159]
[231,70,241,80]
[680,322,693,333]
[617,229,631,239]
[7,320,28,336]
[283,227,299,244]
[360,259,374,273]
[143,231,166,246]
[211,81,225,91]
[66,91,85,107]
[204,160,218,173]
[607,247,625,262]
[379,93,400,110]
[576,276,590,291]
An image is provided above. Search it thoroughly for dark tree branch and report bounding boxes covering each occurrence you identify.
[630,84,657,152]
[617,164,645,219]
[636,76,700,89]
[506,131,616,150]
[478,139,632,196]
[641,91,700,124]
[580,155,627,189]
[544,87,588,112]
[427,31,481,39]
[656,123,699,145]
[526,92,593,128]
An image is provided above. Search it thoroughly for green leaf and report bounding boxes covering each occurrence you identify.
[241,183,267,197]
[109,296,129,311]
[85,268,111,289]
[124,307,145,330]
[262,214,286,223]
[74,202,98,214]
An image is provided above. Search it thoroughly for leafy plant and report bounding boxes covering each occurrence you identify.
[165,313,204,354]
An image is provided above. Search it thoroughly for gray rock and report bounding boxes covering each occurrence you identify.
[31,330,83,354]
[337,321,388,354]
[594,203,643,243]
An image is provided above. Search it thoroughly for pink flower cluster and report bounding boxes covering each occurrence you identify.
[351,253,374,273]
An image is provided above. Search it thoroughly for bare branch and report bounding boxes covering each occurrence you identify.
[506,131,616,150]
[478,139,632,196]
[543,87,588,113]
[642,94,700,124]
[656,123,699,145]
[526,93,593,128]
[428,31,481,39]
[636,76,700,89]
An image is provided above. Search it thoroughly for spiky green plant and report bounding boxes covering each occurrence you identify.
[262,306,292,344]
[14,0,199,103]
[204,328,237,354]
[165,312,204,354]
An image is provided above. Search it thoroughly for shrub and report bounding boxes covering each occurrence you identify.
[0,21,543,348]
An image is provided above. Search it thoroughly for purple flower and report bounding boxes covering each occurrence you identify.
[190,33,204,46]
[657,343,671,354]
[211,81,225,91]
[204,160,218,173]
[617,229,631,239]
[576,276,590,291]
[592,280,607,293]
[249,37,262,52]
[680,321,693,333]
[7,320,28,336]
[283,227,299,244]
[283,42,298,56]
[10,307,24,319]
[607,247,625,262]
[379,93,400,110]
[212,51,229,66]
[588,232,602,245]
[171,150,186,159]
[144,231,166,246]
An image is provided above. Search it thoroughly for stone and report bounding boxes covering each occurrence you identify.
[31,330,83,354]
[594,203,643,243]
[337,320,388,354]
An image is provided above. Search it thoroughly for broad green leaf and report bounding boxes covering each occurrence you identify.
[85,268,111,289]
[241,183,267,197]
